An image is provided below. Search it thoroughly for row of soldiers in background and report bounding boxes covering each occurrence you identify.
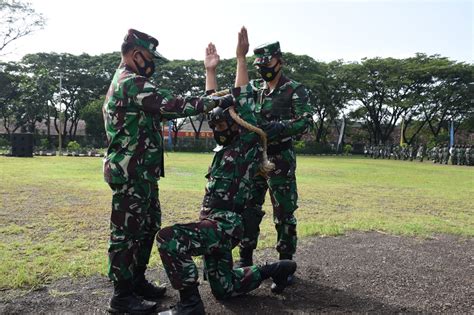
[364,144,474,166]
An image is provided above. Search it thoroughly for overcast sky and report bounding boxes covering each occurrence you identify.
[2,0,473,63]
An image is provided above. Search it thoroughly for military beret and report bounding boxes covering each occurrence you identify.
[124,29,167,61]
[253,41,281,65]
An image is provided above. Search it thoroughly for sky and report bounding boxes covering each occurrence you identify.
[2,0,473,63]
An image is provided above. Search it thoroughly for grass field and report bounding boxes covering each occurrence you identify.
[0,154,473,290]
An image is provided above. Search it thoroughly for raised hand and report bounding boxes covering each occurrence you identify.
[235,26,249,87]
[205,42,220,71]
[236,26,249,59]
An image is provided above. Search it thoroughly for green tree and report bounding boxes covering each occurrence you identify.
[80,97,105,145]
[344,57,415,144]
[400,54,473,145]
[21,52,119,142]
[0,62,22,134]
[424,61,473,139]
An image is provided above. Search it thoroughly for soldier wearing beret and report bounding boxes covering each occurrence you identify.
[235,37,313,291]
[103,29,233,314]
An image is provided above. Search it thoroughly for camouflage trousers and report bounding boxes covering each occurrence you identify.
[108,180,161,282]
[156,218,263,300]
[240,150,298,256]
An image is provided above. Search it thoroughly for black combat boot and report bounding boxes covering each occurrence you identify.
[133,266,167,300]
[259,260,297,294]
[277,254,295,285]
[235,247,254,268]
[109,280,157,314]
[158,285,205,315]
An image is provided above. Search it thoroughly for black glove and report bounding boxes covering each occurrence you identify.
[212,94,235,110]
[262,121,285,140]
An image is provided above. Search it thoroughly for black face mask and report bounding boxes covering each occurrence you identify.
[213,127,239,146]
[258,60,281,82]
[134,51,155,78]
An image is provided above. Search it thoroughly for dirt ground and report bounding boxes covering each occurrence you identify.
[1,231,473,314]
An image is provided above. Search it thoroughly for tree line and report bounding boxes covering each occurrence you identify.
[0,51,472,148]
[0,1,472,149]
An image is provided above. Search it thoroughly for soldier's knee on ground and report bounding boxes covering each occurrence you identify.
[205,267,234,300]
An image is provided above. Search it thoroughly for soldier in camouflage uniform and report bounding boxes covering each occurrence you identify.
[157,34,296,314]
[102,29,233,314]
[416,144,424,162]
[373,145,378,159]
[466,145,472,166]
[458,145,466,165]
[235,40,313,290]
[393,145,399,160]
[469,145,474,165]
[448,144,454,165]
[432,145,439,163]
[452,145,458,165]
[408,146,412,160]
[437,145,443,164]
[442,144,449,164]
[454,145,460,165]
[387,144,392,159]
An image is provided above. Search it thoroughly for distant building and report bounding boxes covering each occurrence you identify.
[162,118,213,140]
[0,119,86,136]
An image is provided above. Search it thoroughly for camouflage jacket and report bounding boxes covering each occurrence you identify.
[251,74,313,149]
[200,84,262,240]
[103,64,216,184]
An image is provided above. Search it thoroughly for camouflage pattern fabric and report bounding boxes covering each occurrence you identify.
[253,41,281,65]
[123,28,167,60]
[103,63,217,282]
[241,149,298,254]
[442,146,449,164]
[466,146,472,166]
[451,146,458,165]
[157,217,262,299]
[108,180,161,282]
[240,75,312,256]
[103,64,217,184]
[156,85,265,298]
[458,146,466,165]
[469,146,474,165]
[251,75,313,140]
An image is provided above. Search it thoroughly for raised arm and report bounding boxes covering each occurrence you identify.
[205,42,220,92]
[126,43,228,120]
[235,26,249,87]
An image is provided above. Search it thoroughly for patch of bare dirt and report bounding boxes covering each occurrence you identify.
[1,232,473,314]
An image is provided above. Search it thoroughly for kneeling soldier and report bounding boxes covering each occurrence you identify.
[156,85,296,314]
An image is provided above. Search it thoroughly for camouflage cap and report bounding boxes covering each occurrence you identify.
[253,41,281,65]
[124,29,167,60]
